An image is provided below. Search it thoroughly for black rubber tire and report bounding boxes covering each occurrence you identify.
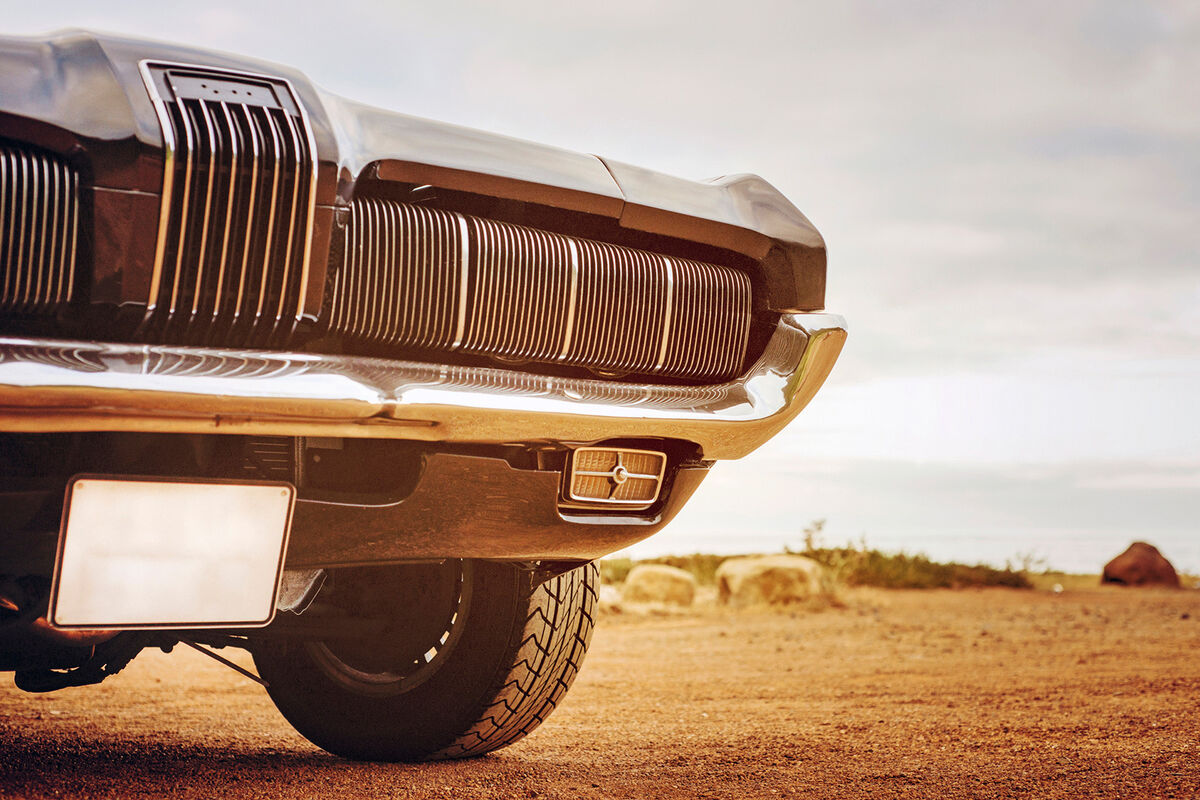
[252,561,598,762]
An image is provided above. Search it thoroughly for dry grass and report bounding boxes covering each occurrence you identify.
[602,547,1031,591]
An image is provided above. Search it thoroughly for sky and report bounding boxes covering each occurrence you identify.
[7,1,1199,573]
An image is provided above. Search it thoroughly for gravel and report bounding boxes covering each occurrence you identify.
[1,587,1197,799]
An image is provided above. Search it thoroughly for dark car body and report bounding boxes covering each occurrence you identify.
[0,34,845,757]
[0,30,844,571]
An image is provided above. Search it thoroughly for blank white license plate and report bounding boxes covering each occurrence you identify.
[50,476,295,629]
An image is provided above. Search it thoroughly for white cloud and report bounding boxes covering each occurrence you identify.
[1076,470,1200,490]
[790,352,1200,464]
[4,2,1197,561]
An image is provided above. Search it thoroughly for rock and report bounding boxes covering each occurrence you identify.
[620,564,696,607]
[598,583,624,613]
[716,555,836,607]
[1102,542,1181,588]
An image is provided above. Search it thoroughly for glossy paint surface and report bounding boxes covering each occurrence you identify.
[286,454,709,565]
[0,30,826,314]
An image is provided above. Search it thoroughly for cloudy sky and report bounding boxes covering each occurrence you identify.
[10,2,1199,572]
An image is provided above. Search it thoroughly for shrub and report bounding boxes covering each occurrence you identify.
[599,557,634,585]
[797,546,1031,589]
[600,554,726,586]
[601,520,1034,591]
[787,521,1031,589]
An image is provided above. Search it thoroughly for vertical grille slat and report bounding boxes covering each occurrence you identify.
[15,155,30,305]
[252,105,282,338]
[166,100,194,320]
[230,104,261,331]
[0,143,81,315]
[44,160,61,305]
[211,101,240,328]
[190,99,218,329]
[33,157,49,305]
[332,198,753,382]
[64,167,79,304]
[274,110,304,337]
[141,63,317,347]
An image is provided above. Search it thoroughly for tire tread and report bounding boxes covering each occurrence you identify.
[433,563,598,759]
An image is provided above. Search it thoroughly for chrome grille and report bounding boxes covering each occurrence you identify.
[334,199,753,381]
[141,63,317,346]
[330,200,465,350]
[0,144,80,314]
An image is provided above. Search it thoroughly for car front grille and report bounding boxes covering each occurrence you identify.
[3,66,759,384]
[140,63,317,346]
[0,143,80,315]
[330,198,754,382]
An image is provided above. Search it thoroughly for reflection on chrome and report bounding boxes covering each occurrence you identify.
[0,313,845,460]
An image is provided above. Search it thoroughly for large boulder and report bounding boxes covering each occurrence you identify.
[1102,542,1181,588]
[716,555,836,607]
[620,564,696,607]
[598,583,624,613]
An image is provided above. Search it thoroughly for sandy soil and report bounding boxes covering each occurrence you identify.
[1,586,1197,799]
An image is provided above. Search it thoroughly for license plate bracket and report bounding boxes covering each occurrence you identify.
[49,475,295,630]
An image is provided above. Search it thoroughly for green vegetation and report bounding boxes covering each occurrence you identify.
[600,554,727,586]
[795,545,1031,589]
[602,520,1034,590]
[786,520,1031,589]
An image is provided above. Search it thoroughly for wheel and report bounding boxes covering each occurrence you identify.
[251,559,598,762]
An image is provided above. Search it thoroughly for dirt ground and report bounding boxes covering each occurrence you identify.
[1,586,1197,799]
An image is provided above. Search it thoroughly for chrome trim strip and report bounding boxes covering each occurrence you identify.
[654,255,674,371]
[452,212,470,349]
[65,168,78,303]
[273,109,302,331]
[558,238,580,361]
[45,158,60,304]
[34,155,49,304]
[292,84,320,327]
[232,103,261,326]
[254,104,283,329]
[212,101,239,319]
[168,93,195,317]
[0,153,8,300]
[137,61,176,316]
[15,153,28,305]
[191,99,219,323]
[364,197,381,341]
[0,313,845,461]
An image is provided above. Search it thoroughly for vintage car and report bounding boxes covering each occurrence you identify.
[0,31,845,761]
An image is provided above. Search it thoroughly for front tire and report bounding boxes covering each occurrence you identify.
[252,560,598,762]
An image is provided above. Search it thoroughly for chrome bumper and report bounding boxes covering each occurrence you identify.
[0,312,845,460]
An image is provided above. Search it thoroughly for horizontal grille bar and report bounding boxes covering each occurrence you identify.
[0,144,80,314]
[141,64,317,347]
[332,199,753,381]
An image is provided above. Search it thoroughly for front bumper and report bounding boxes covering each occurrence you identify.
[0,312,845,461]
